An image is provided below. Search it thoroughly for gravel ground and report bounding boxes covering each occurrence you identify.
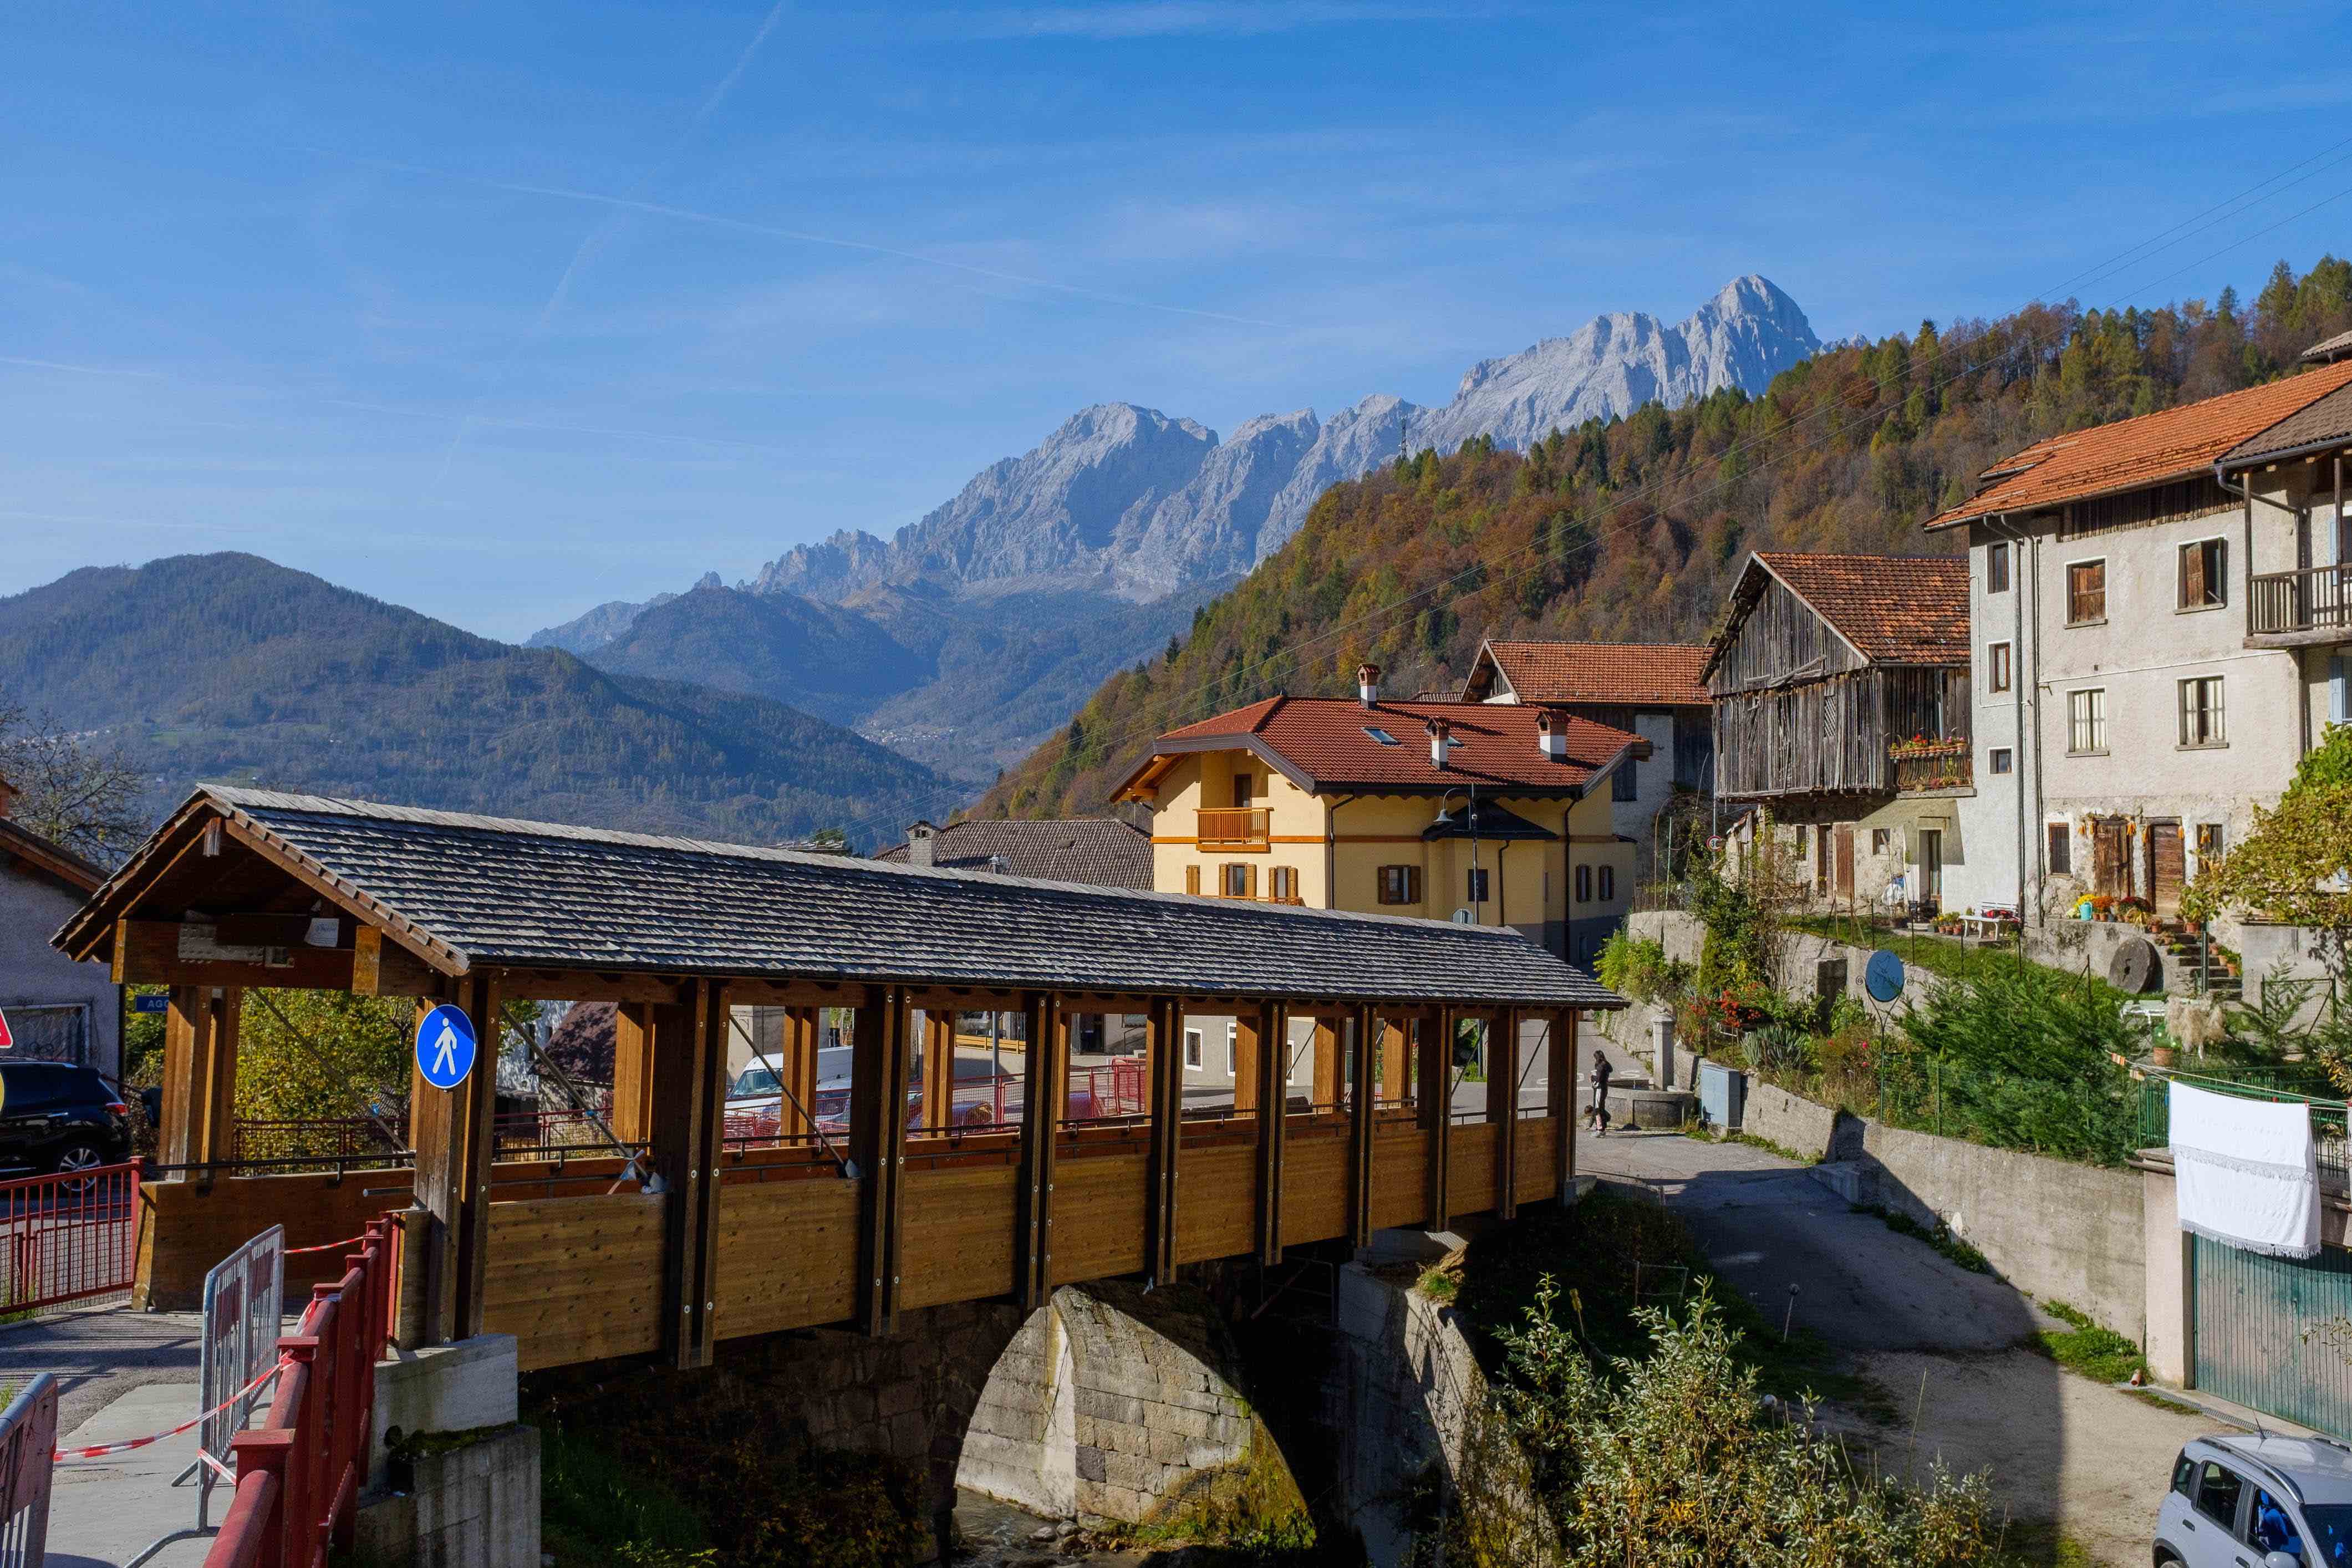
[1580,1128,2224,1566]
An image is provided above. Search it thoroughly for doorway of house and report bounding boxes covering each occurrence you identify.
[2147,821,2185,915]
[1917,828,1944,910]
[2092,817,2131,899]
[1834,827,1855,900]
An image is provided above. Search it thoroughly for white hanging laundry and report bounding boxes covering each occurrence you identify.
[2170,1080,2322,1259]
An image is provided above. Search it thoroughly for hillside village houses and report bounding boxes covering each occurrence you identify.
[1457,639,1714,874]
[1928,337,2352,979]
[1111,667,1645,1094]
[1704,552,1975,914]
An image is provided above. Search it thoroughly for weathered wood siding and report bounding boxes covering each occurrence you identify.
[1715,667,1969,801]
[1709,573,1862,694]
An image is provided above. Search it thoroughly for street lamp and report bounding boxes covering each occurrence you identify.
[1435,784,1481,924]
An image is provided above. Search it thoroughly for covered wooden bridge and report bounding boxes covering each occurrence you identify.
[59,786,1623,1371]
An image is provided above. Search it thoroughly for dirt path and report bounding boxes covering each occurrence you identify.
[1579,1130,2219,1566]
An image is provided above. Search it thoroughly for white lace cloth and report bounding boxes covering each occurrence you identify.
[2171,1080,2322,1259]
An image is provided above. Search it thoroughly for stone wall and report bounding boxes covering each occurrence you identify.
[958,1280,1305,1534]
[1743,1080,2146,1340]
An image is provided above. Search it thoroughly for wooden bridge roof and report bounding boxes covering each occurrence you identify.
[58,786,1624,1010]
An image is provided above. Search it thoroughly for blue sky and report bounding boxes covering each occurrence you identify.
[7,1,2352,640]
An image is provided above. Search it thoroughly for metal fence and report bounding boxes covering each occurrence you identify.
[2138,1068,2351,1185]
[0,1374,57,1568]
[0,1161,140,1317]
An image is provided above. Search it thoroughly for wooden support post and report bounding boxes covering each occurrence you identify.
[1424,1007,1454,1233]
[653,980,730,1368]
[409,974,499,1345]
[1144,999,1186,1284]
[1490,1009,1519,1221]
[1250,1002,1286,1265]
[1551,1008,1577,1199]
[775,1007,818,1141]
[851,986,913,1335]
[1348,1004,1377,1248]
[160,984,241,1169]
[919,1009,955,1136]
[1232,1009,1260,1114]
[1378,1015,1408,1107]
[1311,1016,1341,1111]
[611,1002,656,1145]
[1015,992,1063,1308]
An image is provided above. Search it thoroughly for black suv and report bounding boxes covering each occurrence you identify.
[0,1063,134,1178]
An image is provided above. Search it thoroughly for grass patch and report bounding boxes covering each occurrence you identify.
[538,1421,710,1567]
[1450,1187,1892,1424]
[2030,1299,2149,1385]
[1414,1262,1459,1302]
[1784,918,2132,1009]
[2126,1388,2203,1417]
[2001,1520,2099,1567]
[1858,1204,1994,1275]
[1685,1123,1820,1165]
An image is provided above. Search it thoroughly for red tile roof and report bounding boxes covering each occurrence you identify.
[1141,698,1646,795]
[1925,359,2352,531]
[1466,640,1712,707]
[1744,552,1971,665]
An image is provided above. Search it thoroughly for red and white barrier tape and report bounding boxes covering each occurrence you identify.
[53,1358,286,1462]
[283,1231,369,1256]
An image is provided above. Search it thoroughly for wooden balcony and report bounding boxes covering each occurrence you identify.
[2249,563,2352,647]
[1891,738,1972,794]
[1196,807,1271,851]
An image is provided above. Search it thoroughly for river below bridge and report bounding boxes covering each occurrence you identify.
[949,1486,1160,1566]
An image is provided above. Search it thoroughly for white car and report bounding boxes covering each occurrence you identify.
[2157,1433,2352,1568]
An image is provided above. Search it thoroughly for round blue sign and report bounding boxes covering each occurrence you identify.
[1864,948,1906,1004]
[415,1004,478,1091]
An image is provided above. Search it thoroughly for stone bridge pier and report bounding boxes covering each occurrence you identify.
[707,1277,1305,1554]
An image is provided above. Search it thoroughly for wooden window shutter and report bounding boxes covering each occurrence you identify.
[1244,863,1259,898]
[1185,864,1200,895]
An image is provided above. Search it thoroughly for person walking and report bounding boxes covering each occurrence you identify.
[1585,1048,1613,1136]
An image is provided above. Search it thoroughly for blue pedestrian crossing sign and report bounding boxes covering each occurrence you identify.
[415,1004,477,1091]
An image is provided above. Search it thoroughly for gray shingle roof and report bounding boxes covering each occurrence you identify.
[163,787,1622,1009]
[2220,378,2352,470]
[872,817,1151,889]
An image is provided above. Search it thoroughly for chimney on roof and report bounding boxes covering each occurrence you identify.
[1536,708,1567,761]
[906,820,937,867]
[1426,717,1452,770]
[1357,663,1381,708]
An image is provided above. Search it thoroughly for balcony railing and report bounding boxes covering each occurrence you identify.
[2250,563,2352,637]
[1890,737,1971,793]
[1196,807,1270,851]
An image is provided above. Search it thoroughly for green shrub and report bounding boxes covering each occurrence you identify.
[1472,1284,2009,1566]
[1595,931,1689,1006]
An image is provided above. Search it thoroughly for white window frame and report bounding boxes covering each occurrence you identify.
[1184,1027,1204,1071]
[1225,1021,1237,1077]
[1989,747,2014,775]
[2178,675,2227,749]
[2068,687,2107,755]
[2065,556,2108,628]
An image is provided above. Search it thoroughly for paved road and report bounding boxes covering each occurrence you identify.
[1578,1131,2218,1566]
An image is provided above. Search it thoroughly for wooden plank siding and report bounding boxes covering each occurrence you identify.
[1515,1118,1560,1205]
[483,1193,666,1371]
[1048,1151,1149,1284]
[714,1178,862,1337]
[1448,1122,1498,1213]
[1173,1140,1258,1264]
[1371,1128,1433,1230]
[898,1164,1022,1309]
[1279,1133,1350,1246]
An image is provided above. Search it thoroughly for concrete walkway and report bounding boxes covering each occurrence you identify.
[1,1307,265,1567]
[1578,1130,2218,1566]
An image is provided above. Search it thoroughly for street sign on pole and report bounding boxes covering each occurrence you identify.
[414,1004,477,1090]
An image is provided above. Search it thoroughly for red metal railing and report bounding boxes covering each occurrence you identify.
[206,1216,397,1568]
[0,1162,140,1317]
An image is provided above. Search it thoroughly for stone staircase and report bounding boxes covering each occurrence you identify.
[2152,920,2242,1002]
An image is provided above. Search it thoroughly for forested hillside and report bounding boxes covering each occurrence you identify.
[979,259,2352,819]
[0,553,963,848]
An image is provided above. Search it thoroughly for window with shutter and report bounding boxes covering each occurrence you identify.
[2068,560,2106,624]
[1184,864,1200,895]
[2047,822,2072,875]
[2177,539,2225,609]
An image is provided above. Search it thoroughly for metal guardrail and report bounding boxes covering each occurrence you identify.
[2137,1068,2351,1183]
[0,1374,57,1568]
[0,1161,140,1317]
[205,1216,396,1568]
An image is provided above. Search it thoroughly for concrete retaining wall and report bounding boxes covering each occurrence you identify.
[1745,1080,2145,1340]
